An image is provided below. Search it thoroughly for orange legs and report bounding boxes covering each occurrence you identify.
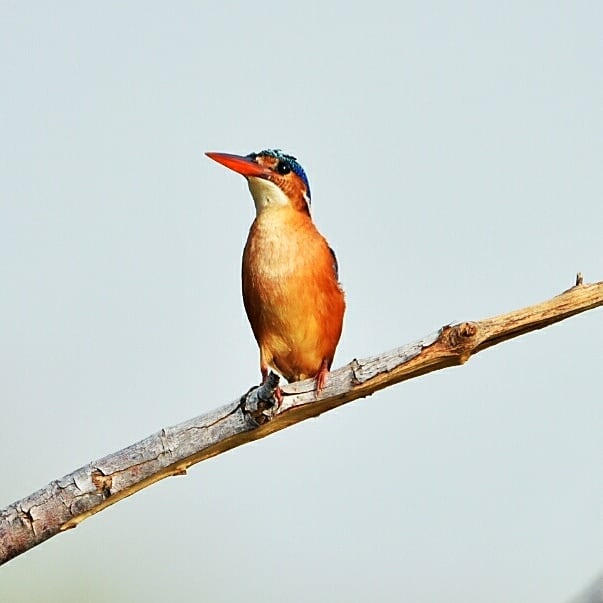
[314,358,330,395]
[260,357,330,405]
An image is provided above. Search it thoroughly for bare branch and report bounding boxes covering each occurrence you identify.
[1,278,601,565]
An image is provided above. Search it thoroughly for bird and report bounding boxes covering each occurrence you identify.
[206,149,345,399]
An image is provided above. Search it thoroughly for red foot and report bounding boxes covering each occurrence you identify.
[315,360,330,396]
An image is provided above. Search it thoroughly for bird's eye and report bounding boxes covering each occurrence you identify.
[276,161,291,175]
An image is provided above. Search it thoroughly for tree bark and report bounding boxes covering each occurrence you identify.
[1,277,601,566]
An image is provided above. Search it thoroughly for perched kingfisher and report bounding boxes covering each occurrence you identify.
[206,149,345,397]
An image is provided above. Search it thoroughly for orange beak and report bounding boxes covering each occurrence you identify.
[206,152,270,178]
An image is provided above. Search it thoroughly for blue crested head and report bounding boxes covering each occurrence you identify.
[247,149,311,201]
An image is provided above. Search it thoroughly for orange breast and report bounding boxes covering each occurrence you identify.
[242,208,345,383]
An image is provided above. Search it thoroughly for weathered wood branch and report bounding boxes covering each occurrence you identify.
[1,277,601,566]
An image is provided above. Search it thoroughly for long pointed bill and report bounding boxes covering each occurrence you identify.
[205,152,269,178]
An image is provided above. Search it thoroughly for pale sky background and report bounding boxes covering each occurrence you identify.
[1,2,602,602]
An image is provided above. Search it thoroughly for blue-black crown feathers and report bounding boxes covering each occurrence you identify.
[247,149,311,201]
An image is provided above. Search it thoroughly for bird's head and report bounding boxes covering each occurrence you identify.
[206,149,311,216]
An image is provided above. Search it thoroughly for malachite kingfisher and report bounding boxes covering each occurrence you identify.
[206,149,345,398]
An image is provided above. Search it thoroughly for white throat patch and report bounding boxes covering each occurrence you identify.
[247,177,291,214]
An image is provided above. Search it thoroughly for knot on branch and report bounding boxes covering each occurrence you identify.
[240,372,281,426]
[91,470,112,499]
[440,322,479,363]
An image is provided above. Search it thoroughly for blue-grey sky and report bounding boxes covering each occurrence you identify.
[1,2,601,602]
